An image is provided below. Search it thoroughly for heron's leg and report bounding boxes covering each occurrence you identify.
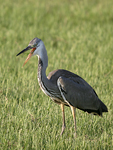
[60,103,66,135]
[70,106,77,137]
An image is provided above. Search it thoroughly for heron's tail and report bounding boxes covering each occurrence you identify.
[77,99,108,116]
[99,99,108,116]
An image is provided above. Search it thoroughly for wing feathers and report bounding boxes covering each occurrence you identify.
[57,76,101,114]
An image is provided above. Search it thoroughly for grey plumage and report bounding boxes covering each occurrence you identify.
[48,69,107,116]
[29,38,41,47]
[17,37,108,136]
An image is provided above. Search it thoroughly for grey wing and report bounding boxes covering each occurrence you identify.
[57,76,100,111]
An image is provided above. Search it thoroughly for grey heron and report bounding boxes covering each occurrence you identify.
[17,37,108,136]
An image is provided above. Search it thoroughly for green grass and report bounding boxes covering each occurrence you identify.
[0,0,113,149]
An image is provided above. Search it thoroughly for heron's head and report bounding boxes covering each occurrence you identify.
[16,37,44,66]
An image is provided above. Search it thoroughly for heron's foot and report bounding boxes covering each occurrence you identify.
[60,125,66,135]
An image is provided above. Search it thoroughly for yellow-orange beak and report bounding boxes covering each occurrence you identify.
[23,47,36,67]
[16,46,36,67]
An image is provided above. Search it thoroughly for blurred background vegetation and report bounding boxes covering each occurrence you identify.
[0,0,113,149]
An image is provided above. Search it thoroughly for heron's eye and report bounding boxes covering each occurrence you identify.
[33,43,37,47]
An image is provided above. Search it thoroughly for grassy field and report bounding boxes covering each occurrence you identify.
[0,0,113,149]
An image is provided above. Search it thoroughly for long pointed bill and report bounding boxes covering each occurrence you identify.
[16,46,36,67]
[16,46,32,56]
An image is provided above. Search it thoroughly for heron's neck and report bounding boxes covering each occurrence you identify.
[38,56,47,80]
[37,49,62,99]
[37,45,48,77]
[37,51,52,96]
